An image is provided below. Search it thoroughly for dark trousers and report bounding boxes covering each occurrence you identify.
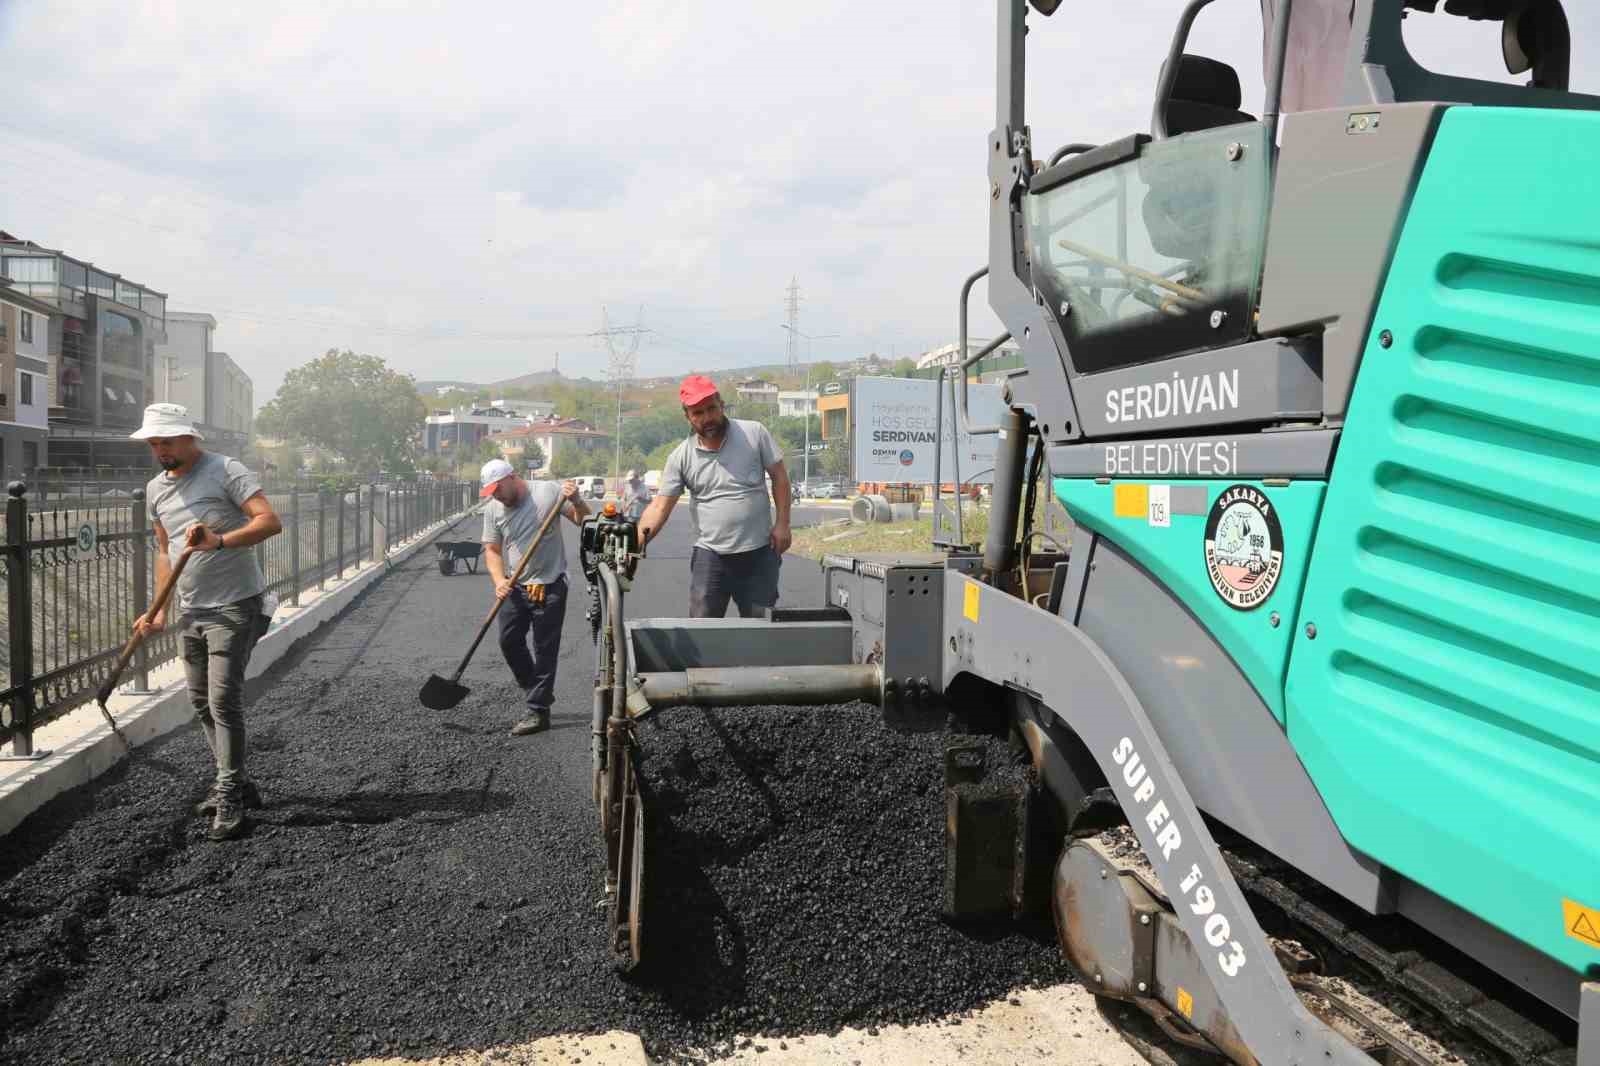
[689,545,781,618]
[181,595,269,796]
[497,575,568,711]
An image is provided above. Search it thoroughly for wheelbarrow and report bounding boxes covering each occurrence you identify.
[435,540,484,576]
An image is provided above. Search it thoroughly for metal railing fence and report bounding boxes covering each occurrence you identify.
[0,477,477,754]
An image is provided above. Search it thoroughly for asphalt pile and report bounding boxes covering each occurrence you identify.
[629,706,1072,1061]
[0,538,1073,1066]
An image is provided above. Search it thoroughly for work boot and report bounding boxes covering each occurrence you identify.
[193,779,262,816]
[208,793,246,842]
[510,709,551,736]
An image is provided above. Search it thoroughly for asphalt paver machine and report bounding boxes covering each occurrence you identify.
[583,3,1600,1062]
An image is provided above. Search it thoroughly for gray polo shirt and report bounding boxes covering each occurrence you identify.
[146,452,267,612]
[660,418,781,555]
[482,480,568,585]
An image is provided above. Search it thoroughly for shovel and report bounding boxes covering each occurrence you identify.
[419,491,567,711]
[96,542,198,746]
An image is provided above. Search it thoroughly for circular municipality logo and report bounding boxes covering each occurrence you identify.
[1203,484,1283,611]
[898,449,914,466]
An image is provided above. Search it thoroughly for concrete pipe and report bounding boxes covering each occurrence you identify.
[852,494,893,524]
[888,501,920,522]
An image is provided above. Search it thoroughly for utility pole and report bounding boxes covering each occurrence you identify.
[785,277,801,373]
[781,323,836,489]
[593,307,647,496]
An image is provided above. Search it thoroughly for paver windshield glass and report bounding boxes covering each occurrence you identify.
[1024,121,1271,374]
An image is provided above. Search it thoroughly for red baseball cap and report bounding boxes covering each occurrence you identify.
[679,374,719,407]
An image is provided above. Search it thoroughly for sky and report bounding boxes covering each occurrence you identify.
[0,1,1594,408]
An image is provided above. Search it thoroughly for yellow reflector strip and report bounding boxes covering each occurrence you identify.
[1175,986,1194,1019]
[1113,483,1149,518]
[963,581,980,622]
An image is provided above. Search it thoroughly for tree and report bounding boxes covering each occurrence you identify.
[549,447,589,479]
[769,414,820,459]
[525,441,546,472]
[645,439,678,471]
[257,350,427,475]
[821,439,852,478]
[892,357,918,377]
[810,361,837,385]
[476,438,504,463]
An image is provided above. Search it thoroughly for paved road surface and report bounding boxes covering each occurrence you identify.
[0,507,1081,1065]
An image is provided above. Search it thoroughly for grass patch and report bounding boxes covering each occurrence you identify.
[790,503,992,562]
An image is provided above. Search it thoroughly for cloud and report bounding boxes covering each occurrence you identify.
[0,0,1595,406]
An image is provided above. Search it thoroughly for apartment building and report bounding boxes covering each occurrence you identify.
[0,282,54,479]
[423,401,556,456]
[0,231,168,471]
[151,312,254,456]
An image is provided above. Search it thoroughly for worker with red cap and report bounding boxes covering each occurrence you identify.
[637,374,793,617]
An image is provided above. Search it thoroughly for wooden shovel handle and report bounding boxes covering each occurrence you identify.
[102,545,197,698]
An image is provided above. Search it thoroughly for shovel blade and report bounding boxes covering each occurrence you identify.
[419,674,470,710]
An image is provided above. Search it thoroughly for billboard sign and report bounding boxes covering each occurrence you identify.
[851,376,1007,484]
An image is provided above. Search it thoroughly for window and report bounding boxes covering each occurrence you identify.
[19,311,33,344]
[1024,122,1272,374]
[19,373,32,407]
[60,260,87,303]
[100,309,140,368]
[1,256,55,300]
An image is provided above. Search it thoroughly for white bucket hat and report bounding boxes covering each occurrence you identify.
[130,403,204,441]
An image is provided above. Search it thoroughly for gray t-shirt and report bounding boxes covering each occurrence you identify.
[622,479,649,519]
[482,480,568,585]
[146,452,267,612]
[660,419,780,555]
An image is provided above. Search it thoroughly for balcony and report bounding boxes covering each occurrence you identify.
[0,248,166,331]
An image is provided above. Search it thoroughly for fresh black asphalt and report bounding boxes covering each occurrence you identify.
[0,506,1073,1064]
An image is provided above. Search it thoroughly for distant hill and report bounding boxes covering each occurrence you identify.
[418,364,802,397]
[415,368,600,395]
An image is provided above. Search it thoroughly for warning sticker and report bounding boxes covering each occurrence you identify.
[1563,898,1600,949]
[1175,986,1194,1020]
[1113,483,1148,519]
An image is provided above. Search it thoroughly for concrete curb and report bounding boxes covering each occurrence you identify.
[0,508,482,840]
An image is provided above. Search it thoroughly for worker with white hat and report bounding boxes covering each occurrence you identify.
[129,403,283,841]
[479,458,588,735]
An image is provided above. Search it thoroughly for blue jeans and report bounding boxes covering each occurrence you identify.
[689,545,781,618]
[181,595,269,796]
[497,575,568,712]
